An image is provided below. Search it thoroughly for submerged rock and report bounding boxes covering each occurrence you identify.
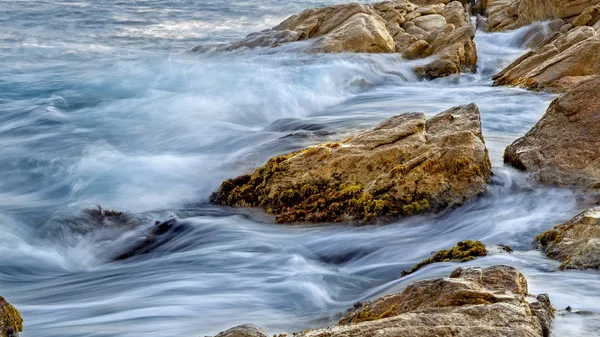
[321,266,553,337]
[536,207,600,270]
[504,76,600,189]
[0,297,23,337]
[203,0,477,79]
[211,104,491,224]
[212,324,269,337]
[401,240,487,276]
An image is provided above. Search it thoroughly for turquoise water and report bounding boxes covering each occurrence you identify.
[1,1,598,336]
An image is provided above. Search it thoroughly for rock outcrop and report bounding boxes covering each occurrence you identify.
[401,240,487,276]
[213,324,269,337]
[209,0,478,78]
[537,207,600,270]
[314,266,553,337]
[484,0,598,32]
[0,297,23,337]
[493,26,600,92]
[213,266,553,337]
[211,104,491,224]
[504,76,600,189]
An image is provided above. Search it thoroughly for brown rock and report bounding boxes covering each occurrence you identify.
[493,27,600,92]
[211,104,491,224]
[504,76,600,189]
[536,207,600,270]
[0,297,23,337]
[486,0,597,31]
[299,266,553,337]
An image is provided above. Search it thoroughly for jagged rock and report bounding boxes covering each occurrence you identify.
[537,207,600,270]
[484,0,597,32]
[211,104,491,224]
[493,26,600,92]
[212,324,269,337]
[504,76,600,189]
[0,297,23,337]
[205,0,477,78]
[303,266,553,337]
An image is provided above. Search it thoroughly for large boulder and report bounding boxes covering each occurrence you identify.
[493,27,600,92]
[303,266,553,337]
[211,104,491,224]
[484,0,597,31]
[0,297,23,337]
[206,0,478,78]
[504,76,600,189]
[537,207,600,270]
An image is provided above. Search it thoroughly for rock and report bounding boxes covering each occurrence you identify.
[485,0,597,31]
[211,104,491,224]
[400,240,487,277]
[414,24,478,79]
[206,0,478,79]
[0,297,23,337]
[212,324,268,337]
[411,14,447,32]
[536,207,600,270]
[504,76,600,189]
[301,266,553,337]
[111,218,190,261]
[315,13,396,53]
[493,26,600,92]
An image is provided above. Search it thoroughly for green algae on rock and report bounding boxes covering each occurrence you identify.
[536,207,600,270]
[400,240,487,277]
[211,104,492,224]
[0,297,23,337]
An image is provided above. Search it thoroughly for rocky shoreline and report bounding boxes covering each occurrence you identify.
[5,0,600,336]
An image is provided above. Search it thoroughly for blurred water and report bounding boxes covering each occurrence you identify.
[1,1,597,336]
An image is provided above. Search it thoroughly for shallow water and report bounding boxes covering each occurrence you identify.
[1,1,598,336]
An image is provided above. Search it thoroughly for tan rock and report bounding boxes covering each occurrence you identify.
[211,104,491,224]
[0,297,23,337]
[212,1,478,79]
[573,4,600,26]
[537,207,600,270]
[300,266,553,337]
[315,13,396,53]
[411,14,447,32]
[493,27,600,92]
[504,76,600,189]
[485,0,597,31]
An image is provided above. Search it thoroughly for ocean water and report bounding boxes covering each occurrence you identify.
[1,1,599,336]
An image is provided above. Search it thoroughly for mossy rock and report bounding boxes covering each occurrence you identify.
[0,297,23,337]
[211,104,491,224]
[401,240,488,277]
[536,207,600,270]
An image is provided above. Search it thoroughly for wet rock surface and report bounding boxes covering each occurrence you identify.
[199,0,478,78]
[216,266,554,337]
[537,207,600,270]
[504,76,600,189]
[332,266,552,337]
[211,104,491,224]
[0,297,23,337]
